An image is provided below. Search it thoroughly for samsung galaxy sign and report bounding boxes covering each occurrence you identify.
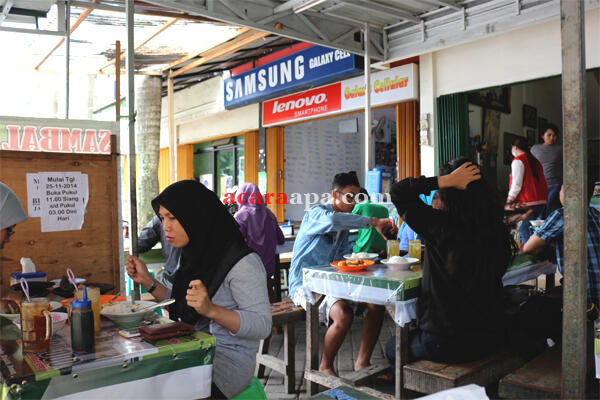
[223,45,362,109]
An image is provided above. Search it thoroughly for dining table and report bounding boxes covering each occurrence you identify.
[299,253,557,399]
[0,314,215,399]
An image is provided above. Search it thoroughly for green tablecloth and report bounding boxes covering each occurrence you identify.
[1,318,215,400]
[301,255,556,327]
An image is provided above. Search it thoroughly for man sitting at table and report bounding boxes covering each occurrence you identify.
[522,182,600,307]
[138,216,181,291]
[289,172,396,376]
[385,158,515,365]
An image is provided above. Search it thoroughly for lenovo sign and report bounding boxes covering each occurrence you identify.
[262,64,418,126]
[262,83,341,126]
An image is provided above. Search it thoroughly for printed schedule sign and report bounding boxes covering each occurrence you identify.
[26,172,89,232]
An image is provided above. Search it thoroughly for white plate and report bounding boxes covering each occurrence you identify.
[50,301,62,311]
[51,278,86,288]
[101,300,157,328]
[381,257,419,270]
[343,253,379,260]
[529,220,545,227]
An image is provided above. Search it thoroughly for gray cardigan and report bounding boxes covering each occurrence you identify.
[195,252,272,398]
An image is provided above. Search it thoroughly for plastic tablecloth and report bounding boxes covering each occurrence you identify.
[1,316,215,400]
[300,254,557,327]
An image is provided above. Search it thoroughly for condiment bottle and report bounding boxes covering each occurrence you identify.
[70,286,95,353]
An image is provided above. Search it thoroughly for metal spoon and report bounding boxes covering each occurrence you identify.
[131,298,175,313]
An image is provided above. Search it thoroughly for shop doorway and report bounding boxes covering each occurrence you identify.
[194,136,245,198]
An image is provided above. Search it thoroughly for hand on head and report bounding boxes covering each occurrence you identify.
[440,162,481,190]
[186,280,213,317]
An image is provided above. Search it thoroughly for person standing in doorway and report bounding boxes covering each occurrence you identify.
[531,124,562,218]
[507,137,548,244]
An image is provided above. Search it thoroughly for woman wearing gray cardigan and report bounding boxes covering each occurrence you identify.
[126,180,272,398]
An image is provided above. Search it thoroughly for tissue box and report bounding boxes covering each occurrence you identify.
[10,272,47,286]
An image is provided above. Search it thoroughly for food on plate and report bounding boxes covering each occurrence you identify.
[388,256,407,264]
[351,252,369,259]
[59,275,75,291]
[345,259,365,266]
[0,298,20,314]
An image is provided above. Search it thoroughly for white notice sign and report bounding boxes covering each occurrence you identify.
[26,173,42,217]
[38,172,89,232]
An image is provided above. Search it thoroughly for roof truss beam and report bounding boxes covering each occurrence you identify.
[141,0,385,60]
[336,0,420,23]
[0,0,15,26]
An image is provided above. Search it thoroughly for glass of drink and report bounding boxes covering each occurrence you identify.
[76,286,101,332]
[408,239,422,262]
[386,240,400,258]
[20,298,52,353]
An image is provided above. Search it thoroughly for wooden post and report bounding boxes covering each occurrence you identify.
[306,296,320,396]
[395,324,409,399]
[168,76,177,184]
[560,0,588,397]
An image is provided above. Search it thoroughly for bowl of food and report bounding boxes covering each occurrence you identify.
[381,256,419,270]
[343,252,378,260]
[330,259,375,272]
[529,220,545,227]
[100,301,157,328]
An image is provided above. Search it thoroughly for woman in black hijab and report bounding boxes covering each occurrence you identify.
[126,180,272,398]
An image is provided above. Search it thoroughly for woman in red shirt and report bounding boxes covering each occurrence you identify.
[507,137,548,243]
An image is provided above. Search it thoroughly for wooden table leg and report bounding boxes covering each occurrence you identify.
[545,273,555,290]
[306,297,320,396]
[274,255,282,302]
[395,324,409,399]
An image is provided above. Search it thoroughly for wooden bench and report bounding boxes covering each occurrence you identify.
[255,299,305,394]
[403,347,525,394]
[498,346,561,398]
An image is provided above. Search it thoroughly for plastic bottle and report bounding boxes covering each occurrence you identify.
[70,286,95,353]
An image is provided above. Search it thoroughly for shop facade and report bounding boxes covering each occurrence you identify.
[412,6,600,188]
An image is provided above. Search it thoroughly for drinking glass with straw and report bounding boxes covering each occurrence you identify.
[20,277,52,352]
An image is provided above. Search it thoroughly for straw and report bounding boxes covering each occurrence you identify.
[66,267,79,293]
[20,277,31,303]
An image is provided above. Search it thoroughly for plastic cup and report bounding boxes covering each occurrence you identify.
[20,298,52,352]
[386,240,400,258]
[76,286,101,332]
[408,239,422,262]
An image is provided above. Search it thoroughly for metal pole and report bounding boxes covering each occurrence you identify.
[65,0,70,119]
[126,0,140,301]
[560,0,588,397]
[364,23,372,181]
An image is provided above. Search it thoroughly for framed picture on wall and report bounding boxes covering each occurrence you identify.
[468,87,511,113]
[482,109,501,153]
[527,129,537,146]
[503,132,523,165]
[539,117,548,137]
[522,104,537,128]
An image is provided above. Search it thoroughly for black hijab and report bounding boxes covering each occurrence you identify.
[151,180,252,325]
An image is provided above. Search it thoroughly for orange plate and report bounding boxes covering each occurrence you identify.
[60,294,126,307]
[330,259,375,272]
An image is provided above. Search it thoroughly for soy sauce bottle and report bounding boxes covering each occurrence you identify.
[71,286,95,353]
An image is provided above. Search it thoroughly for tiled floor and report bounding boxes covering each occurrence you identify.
[259,313,397,399]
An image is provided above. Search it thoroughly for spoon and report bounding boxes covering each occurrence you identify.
[107,292,121,306]
[132,298,175,313]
